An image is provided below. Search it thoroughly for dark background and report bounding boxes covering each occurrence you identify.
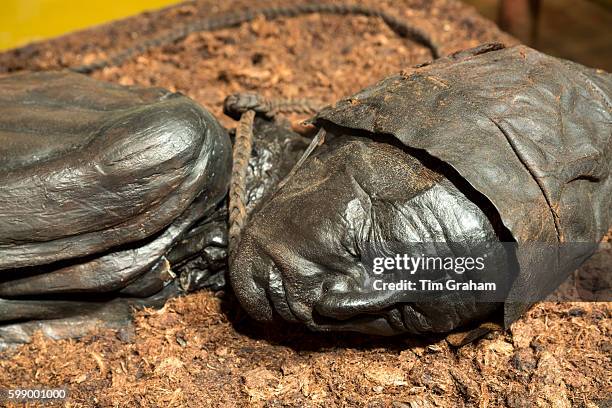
[463,0,612,71]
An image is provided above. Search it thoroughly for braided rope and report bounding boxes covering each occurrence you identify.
[225,95,323,259]
[223,92,323,119]
[70,2,441,73]
[228,109,255,259]
[228,109,255,260]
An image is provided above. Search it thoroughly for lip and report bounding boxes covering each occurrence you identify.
[310,290,413,335]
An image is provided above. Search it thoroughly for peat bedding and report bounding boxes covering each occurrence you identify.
[0,0,610,406]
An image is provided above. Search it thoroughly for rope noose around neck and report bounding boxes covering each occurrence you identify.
[69,3,442,74]
[225,94,324,261]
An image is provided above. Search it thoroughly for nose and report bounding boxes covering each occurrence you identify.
[315,287,404,320]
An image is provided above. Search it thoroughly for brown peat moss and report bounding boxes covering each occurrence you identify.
[0,1,609,406]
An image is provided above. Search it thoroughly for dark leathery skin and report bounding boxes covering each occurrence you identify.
[314,44,611,326]
[231,135,506,335]
[231,44,611,335]
[0,71,232,340]
[0,71,231,270]
[0,74,308,344]
[0,192,219,297]
[169,118,311,292]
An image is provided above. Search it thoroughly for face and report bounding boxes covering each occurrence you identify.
[230,134,505,335]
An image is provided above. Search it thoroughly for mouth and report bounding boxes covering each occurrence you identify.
[308,302,458,336]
